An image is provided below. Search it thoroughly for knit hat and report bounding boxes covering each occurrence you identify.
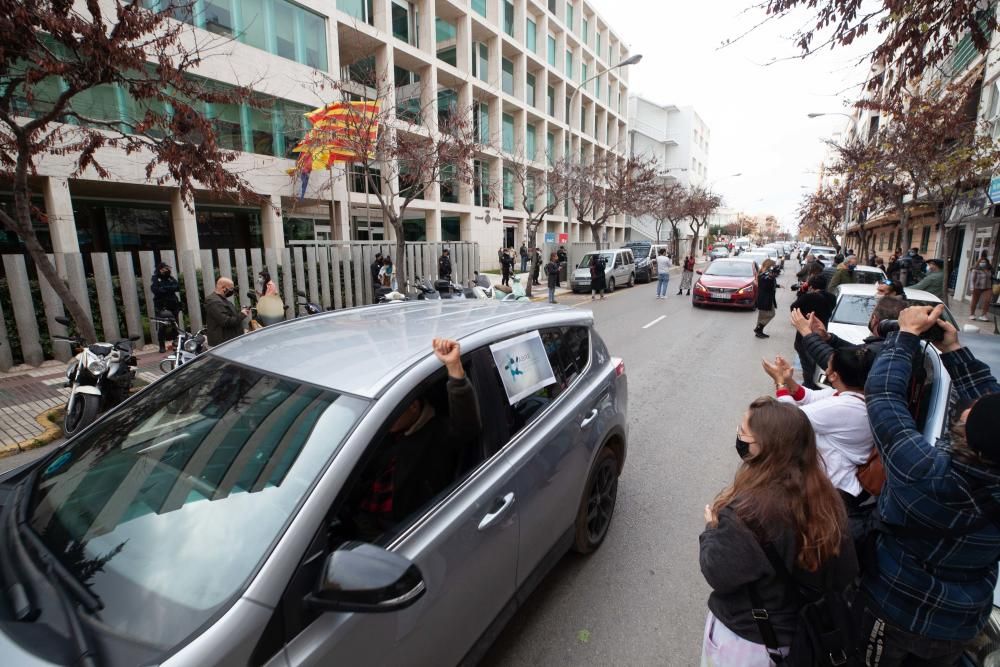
[967,393,1000,462]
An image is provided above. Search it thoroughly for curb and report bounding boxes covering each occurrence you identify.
[0,407,64,459]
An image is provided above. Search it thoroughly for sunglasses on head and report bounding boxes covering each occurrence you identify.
[880,279,893,286]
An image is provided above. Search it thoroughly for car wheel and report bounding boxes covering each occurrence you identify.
[573,446,620,554]
[608,278,616,293]
[628,272,635,288]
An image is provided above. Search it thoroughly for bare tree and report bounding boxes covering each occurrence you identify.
[643,180,688,258]
[797,182,846,246]
[508,153,569,297]
[684,186,722,257]
[0,0,262,342]
[301,64,483,292]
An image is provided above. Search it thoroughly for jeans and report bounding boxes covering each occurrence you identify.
[858,603,966,667]
[656,272,670,297]
[548,286,557,303]
[521,258,528,272]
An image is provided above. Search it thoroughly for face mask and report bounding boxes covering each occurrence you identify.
[735,436,753,460]
[847,265,856,272]
[979,263,988,269]
[223,288,235,298]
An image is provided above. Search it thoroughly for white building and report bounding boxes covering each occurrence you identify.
[2,0,635,269]
[625,95,711,253]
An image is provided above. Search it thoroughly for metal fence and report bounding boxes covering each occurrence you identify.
[0,241,479,370]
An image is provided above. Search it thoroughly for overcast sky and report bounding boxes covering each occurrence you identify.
[590,0,876,232]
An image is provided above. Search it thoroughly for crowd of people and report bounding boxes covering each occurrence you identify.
[700,250,1000,666]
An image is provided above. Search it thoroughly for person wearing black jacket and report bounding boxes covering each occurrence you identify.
[151,262,181,352]
[354,338,482,541]
[370,252,383,301]
[754,261,778,339]
[204,277,248,346]
[437,249,452,280]
[545,252,561,303]
[789,275,836,388]
[500,250,514,286]
[519,243,528,273]
[532,248,542,286]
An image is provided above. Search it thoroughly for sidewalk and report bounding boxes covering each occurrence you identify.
[0,346,168,455]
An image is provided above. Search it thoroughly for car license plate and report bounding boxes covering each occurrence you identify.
[712,293,731,300]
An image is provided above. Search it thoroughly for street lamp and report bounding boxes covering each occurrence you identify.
[808,112,860,246]
[570,53,642,105]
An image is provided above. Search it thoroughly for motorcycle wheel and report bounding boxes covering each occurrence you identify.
[159,357,177,374]
[64,393,100,436]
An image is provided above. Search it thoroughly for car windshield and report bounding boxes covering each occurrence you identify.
[831,295,960,328]
[578,252,614,268]
[26,356,367,652]
[704,261,754,277]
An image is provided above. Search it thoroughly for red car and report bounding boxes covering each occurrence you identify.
[692,259,758,310]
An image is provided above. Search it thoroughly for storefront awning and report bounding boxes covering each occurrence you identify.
[946,187,995,228]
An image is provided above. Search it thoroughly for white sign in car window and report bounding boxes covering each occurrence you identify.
[490,330,558,405]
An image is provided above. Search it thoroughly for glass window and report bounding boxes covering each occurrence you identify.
[547,85,555,116]
[581,18,588,44]
[526,176,535,212]
[72,84,121,127]
[548,0,557,13]
[502,112,515,153]
[547,35,556,66]
[437,88,458,127]
[565,50,573,78]
[504,0,515,36]
[546,131,555,164]
[474,101,490,143]
[284,217,316,241]
[392,1,411,43]
[300,9,328,69]
[526,19,537,52]
[475,42,489,83]
[472,0,487,18]
[437,18,457,65]
[474,160,490,206]
[207,100,243,151]
[104,205,173,252]
[273,0,295,60]
[566,4,574,30]
[442,217,461,241]
[337,0,371,23]
[582,62,587,85]
[526,72,536,107]
[248,104,275,155]
[26,356,365,653]
[502,58,514,95]
[202,0,234,35]
[503,167,515,209]
[596,33,602,59]
[920,226,931,253]
[526,124,537,160]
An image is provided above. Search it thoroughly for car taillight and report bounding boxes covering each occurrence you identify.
[613,357,625,377]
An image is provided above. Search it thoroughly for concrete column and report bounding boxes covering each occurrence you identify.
[170,189,199,254]
[425,209,442,242]
[418,0,436,56]
[42,177,79,254]
[261,194,285,254]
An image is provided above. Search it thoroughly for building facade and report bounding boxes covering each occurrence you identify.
[1,0,635,269]
[626,95,711,253]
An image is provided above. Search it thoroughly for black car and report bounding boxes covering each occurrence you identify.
[622,241,653,283]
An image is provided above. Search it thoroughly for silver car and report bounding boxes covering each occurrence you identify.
[0,301,628,666]
[570,249,636,293]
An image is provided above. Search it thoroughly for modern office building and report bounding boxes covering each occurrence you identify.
[1,0,636,267]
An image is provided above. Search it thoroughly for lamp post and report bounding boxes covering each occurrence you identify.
[808,112,860,250]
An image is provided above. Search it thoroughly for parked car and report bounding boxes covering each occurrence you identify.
[708,246,731,260]
[622,241,653,283]
[0,301,629,667]
[692,258,758,310]
[570,249,636,293]
[807,245,838,261]
[820,264,888,292]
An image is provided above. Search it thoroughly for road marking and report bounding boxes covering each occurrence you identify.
[642,315,666,329]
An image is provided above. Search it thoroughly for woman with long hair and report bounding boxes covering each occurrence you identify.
[679,255,695,295]
[969,253,994,322]
[257,269,278,297]
[700,398,858,665]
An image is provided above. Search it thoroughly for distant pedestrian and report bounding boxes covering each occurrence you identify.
[257,269,278,297]
[438,248,452,281]
[370,252,383,300]
[151,262,181,353]
[532,248,542,286]
[501,250,514,286]
[545,253,561,304]
[519,243,528,273]
[205,277,249,347]
[826,255,858,294]
[969,254,994,321]
[589,253,607,300]
[789,274,836,388]
[911,257,944,298]
[557,245,568,264]
[754,260,778,339]
[655,248,672,300]
[679,255,695,295]
[379,256,395,289]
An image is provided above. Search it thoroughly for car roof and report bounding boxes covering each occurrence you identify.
[210,301,585,398]
[822,264,884,274]
[837,283,941,302]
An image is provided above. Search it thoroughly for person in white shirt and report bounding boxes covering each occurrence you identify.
[761,346,876,509]
[655,249,673,300]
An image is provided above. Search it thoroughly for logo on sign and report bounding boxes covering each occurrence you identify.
[544,232,556,243]
[504,355,526,380]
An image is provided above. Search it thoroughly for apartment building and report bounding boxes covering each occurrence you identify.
[626,95,711,250]
[0,0,635,266]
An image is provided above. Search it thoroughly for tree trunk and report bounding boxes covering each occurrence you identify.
[7,159,98,343]
[689,223,703,258]
[525,224,538,298]
[390,217,406,294]
[670,223,681,262]
[589,221,603,250]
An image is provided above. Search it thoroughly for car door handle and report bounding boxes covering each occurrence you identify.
[478,492,515,532]
[580,408,599,428]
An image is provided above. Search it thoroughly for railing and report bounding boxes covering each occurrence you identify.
[0,241,479,370]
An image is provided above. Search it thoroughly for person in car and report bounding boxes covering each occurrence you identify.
[699,397,857,665]
[355,338,482,541]
[762,348,876,527]
[753,260,778,339]
[788,275,836,389]
[859,305,1000,665]
[791,295,907,373]
[826,255,859,294]
[910,257,944,298]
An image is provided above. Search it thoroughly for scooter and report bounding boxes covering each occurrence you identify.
[53,316,140,436]
[296,290,323,316]
[154,320,207,373]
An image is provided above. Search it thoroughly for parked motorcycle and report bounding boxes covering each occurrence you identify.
[296,290,323,316]
[53,316,140,436]
[154,320,207,373]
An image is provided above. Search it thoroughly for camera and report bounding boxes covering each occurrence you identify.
[877,319,945,343]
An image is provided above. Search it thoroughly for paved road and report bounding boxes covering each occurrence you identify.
[482,273,801,666]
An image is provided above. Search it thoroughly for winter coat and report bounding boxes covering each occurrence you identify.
[589,257,607,289]
[151,274,181,312]
[204,292,246,346]
[438,255,452,280]
[756,272,777,310]
[826,266,857,294]
[545,261,560,288]
[911,269,944,298]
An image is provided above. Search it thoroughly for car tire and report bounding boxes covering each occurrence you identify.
[608,278,616,293]
[573,446,620,554]
[627,273,635,288]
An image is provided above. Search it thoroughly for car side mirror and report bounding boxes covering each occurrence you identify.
[55,315,71,326]
[306,542,426,614]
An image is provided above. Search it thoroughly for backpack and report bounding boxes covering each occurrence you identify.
[747,541,860,667]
